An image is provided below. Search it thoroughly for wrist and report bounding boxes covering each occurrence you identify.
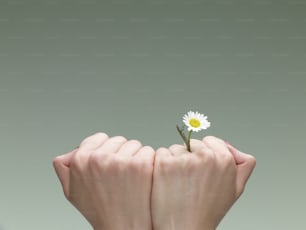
[154,227,215,230]
[153,223,215,230]
[93,222,152,230]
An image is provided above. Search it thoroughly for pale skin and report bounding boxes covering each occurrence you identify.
[151,137,256,230]
[53,133,256,230]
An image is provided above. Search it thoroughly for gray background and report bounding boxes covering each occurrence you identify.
[1,0,306,229]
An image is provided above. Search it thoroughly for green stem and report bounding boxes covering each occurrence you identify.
[176,125,188,147]
[186,130,193,152]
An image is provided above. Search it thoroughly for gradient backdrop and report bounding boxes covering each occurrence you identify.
[1,0,306,229]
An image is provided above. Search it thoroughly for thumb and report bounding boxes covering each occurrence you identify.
[52,148,77,197]
[225,142,256,196]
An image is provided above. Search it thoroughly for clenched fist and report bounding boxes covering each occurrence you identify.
[53,133,256,230]
[53,133,155,230]
[151,136,256,230]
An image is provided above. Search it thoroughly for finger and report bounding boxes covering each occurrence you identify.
[154,147,173,175]
[226,142,256,191]
[194,144,215,161]
[203,136,234,162]
[58,147,78,167]
[79,132,109,148]
[73,133,109,166]
[134,145,155,161]
[52,148,78,197]
[95,135,127,155]
[189,139,207,153]
[168,144,185,156]
[116,139,142,157]
[225,141,253,165]
[155,147,172,161]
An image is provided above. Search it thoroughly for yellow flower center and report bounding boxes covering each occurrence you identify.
[189,118,201,128]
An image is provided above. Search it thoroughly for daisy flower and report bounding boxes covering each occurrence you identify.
[183,111,210,132]
[177,110,211,152]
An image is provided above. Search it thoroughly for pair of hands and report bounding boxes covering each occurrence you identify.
[53,132,256,230]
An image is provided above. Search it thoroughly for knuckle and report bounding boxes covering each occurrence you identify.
[110,136,127,144]
[156,147,167,153]
[222,152,234,163]
[128,139,142,147]
[203,136,225,147]
[203,149,216,162]
[190,138,205,147]
[156,147,169,158]
[109,155,126,172]
[156,157,173,172]
[202,135,217,144]
[168,144,182,154]
[92,132,109,140]
[169,144,180,149]
[81,139,97,147]
[88,151,102,168]
[129,139,141,144]
[113,135,127,141]
[81,132,108,145]
[142,145,154,154]
[221,157,236,172]
[69,156,84,173]
[95,132,108,137]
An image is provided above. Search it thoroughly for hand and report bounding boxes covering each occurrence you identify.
[53,133,155,230]
[151,136,256,230]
